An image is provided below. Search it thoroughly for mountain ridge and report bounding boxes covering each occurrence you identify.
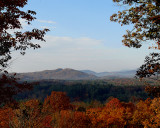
[81,69,136,78]
[16,68,98,81]
[13,68,137,81]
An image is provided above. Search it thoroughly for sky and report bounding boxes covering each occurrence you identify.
[9,0,153,73]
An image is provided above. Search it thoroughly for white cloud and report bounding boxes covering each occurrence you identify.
[19,19,28,27]
[7,19,57,35]
[37,20,56,24]
[40,36,103,48]
[40,26,56,29]
[9,35,151,73]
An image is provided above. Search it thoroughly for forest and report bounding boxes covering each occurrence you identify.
[16,79,150,103]
[1,90,160,127]
[0,0,160,127]
[1,78,159,127]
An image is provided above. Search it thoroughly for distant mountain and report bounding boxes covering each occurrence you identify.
[14,68,137,81]
[80,70,97,76]
[16,68,98,81]
[80,70,110,77]
[108,70,136,78]
[81,70,136,78]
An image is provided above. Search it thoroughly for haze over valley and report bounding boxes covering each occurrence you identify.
[15,68,136,81]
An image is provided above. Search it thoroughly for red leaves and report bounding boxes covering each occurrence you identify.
[41,115,53,128]
[42,91,73,113]
[105,98,122,109]
[0,91,160,127]
[0,107,14,128]
[57,110,90,128]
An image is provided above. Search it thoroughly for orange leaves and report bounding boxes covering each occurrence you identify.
[42,91,73,113]
[87,98,137,127]
[100,98,126,127]
[105,98,122,108]
[56,110,90,128]
[0,107,14,128]
[1,91,160,127]
[149,98,160,127]
[87,98,127,127]
[40,115,53,128]
[20,99,41,119]
[11,99,42,127]
[86,108,103,128]
[132,98,160,127]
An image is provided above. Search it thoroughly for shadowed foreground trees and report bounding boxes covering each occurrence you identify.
[0,0,49,105]
[0,74,32,105]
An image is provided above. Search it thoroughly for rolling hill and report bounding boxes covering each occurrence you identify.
[16,68,98,80]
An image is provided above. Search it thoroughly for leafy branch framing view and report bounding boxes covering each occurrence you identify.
[0,0,160,127]
[0,0,49,105]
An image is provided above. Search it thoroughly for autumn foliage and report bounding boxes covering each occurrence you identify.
[0,91,160,128]
[42,91,73,113]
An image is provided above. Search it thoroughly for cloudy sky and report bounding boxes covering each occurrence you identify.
[9,0,152,73]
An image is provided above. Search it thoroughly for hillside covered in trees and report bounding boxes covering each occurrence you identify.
[16,79,151,103]
[0,0,160,127]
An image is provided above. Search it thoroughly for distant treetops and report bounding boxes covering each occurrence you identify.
[0,91,160,127]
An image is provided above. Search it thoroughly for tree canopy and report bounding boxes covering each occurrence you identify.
[111,0,160,81]
[0,0,49,105]
[111,0,159,48]
[0,0,49,71]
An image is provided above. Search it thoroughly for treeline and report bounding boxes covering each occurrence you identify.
[16,79,151,103]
